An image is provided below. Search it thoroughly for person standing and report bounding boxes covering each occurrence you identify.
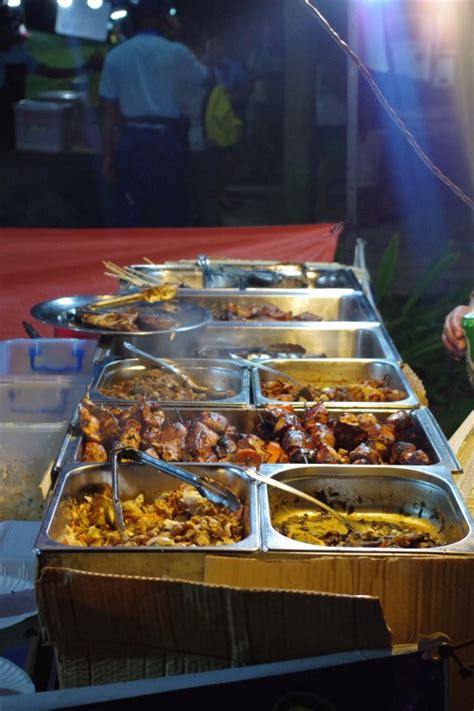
[99,0,208,227]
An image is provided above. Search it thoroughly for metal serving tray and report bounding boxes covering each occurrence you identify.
[259,464,473,555]
[90,358,250,407]
[252,358,419,409]
[56,405,460,474]
[195,324,401,362]
[176,289,378,323]
[121,263,363,291]
[36,462,259,554]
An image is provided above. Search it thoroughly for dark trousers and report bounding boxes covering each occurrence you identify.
[114,125,190,227]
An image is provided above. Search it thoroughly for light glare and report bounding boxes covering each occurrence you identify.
[110,9,127,20]
[57,0,73,8]
[7,0,21,8]
[87,0,103,8]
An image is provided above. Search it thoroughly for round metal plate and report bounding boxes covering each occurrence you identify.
[31,295,212,336]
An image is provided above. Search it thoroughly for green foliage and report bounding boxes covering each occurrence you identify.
[373,238,472,437]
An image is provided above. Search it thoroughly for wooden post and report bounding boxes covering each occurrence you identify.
[283,0,317,223]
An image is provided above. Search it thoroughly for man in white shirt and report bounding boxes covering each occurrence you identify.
[99,0,208,226]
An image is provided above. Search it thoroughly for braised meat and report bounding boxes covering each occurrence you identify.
[78,401,433,467]
[261,377,406,403]
[218,302,323,322]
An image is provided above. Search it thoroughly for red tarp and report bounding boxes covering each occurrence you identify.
[0,223,342,339]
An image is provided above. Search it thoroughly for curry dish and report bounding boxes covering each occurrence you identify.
[274,510,443,548]
[98,369,235,402]
[58,483,244,547]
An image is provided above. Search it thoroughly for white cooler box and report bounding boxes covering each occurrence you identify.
[14,99,75,153]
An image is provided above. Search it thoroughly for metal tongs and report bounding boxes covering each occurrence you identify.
[110,447,242,541]
[86,284,177,311]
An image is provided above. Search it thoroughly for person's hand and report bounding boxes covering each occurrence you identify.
[442,304,471,359]
[102,155,116,184]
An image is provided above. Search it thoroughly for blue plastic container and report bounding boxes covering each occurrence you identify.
[0,339,96,377]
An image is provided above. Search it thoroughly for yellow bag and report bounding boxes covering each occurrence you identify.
[204,83,243,148]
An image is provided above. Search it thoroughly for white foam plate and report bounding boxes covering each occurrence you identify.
[0,657,35,695]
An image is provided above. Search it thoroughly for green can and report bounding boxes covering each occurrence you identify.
[462,311,474,386]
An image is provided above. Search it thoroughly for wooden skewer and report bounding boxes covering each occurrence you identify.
[103,261,161,287]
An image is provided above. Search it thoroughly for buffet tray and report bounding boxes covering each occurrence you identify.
[258,464,474,555]
[120,263,363,291]
[89,358,251,408]
[55,405,461,475]
[176,288,378,323]
[252,358,419,409]
[195,323,402,362]
[36,462,259,554]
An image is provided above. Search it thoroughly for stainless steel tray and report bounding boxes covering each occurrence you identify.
[31,295,211,337]
[252,358,419,409]
[195,324,401,362]
[36,462,259,554]
[57,405,460,474]
[258,464,473,555]
[176,289,378,323]
[120,263,363,291]
[90,358,250,407]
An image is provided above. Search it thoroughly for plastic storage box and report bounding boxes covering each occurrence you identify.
[0,339,96,377]
[0,377,90,521]
[14,99,75,153]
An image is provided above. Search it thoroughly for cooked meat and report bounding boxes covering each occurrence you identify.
[136,315,175,331]
[78,310,139,332]
[261,378,406,403]
[218,302,323,322]
[82,441,108,462]
[293,311,323,322]
[185,421,220,462]
[196,411,230,435]
[154,422,187,461]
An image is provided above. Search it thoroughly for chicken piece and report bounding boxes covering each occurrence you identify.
[230,448,263,468]
[264,440,289,463]
[385,411,412,433]
[282,427,313,452]
[185,421,220,461]
[82,441,107,462]
[348,442,382,464]
[136,315,175,331]
[315,445,344,463]
[196,411,230,435]
[406,449,431,465]
[294,311,323,322]
[215,434,238,459]
[154,422,187,461]
[79,310,139,332]
[302,403,330,425]
[357,413,379,434]
[260,304,292,321]
[304,421,336,448]
[334,413,365,451]
[390,441,416,464]
[141,404,165,429]
[288,447,317,464]
[273,412,302,439]
[120,418,142,448]
[100,412,121,440]
[79,404,102,443]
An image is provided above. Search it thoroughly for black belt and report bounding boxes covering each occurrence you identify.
[123,115,182,130]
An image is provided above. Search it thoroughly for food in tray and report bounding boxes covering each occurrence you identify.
[78,400,432,467]
[98,368,236,402]
[274,510,443,548]
[261,377,406,403]
[217,302,323,322]
[76,309,176,333]
[57,482,243,547]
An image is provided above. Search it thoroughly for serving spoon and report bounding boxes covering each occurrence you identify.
[225,465,355,534]
[123,341,232,398]
[228,353,313,398]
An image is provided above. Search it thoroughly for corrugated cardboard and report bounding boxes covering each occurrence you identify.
[37,565,391,688]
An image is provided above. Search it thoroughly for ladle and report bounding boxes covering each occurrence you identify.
[123,341,231,397]
[229,353,312,397]
[229,465,355,534]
